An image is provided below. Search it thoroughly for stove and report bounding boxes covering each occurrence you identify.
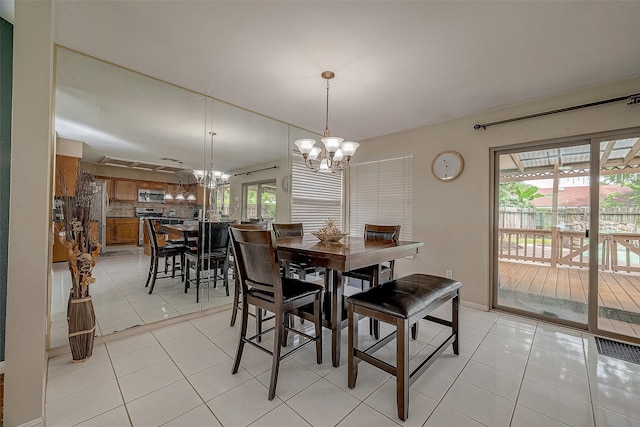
[135,208,164,245]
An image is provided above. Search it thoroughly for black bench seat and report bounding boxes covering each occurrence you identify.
[346,273,462,421]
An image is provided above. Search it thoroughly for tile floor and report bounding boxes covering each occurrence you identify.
[50,245,235,348]
[46,300,640,426]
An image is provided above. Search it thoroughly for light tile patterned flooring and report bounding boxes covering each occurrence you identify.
[46,301,640,426]
[50,245,234,349]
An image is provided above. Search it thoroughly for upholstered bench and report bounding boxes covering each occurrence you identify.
[346,273,462,421]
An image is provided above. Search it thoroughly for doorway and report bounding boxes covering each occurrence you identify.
[492,130,640,342]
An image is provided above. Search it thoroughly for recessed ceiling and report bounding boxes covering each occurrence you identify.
[53,1,640,158]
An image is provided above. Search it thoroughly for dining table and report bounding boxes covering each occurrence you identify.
[161,223,199,247]
[276,235,424,367]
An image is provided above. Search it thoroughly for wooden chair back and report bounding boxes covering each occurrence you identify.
[230,227,283,302]
[364,224,401,242]
[272,223,304,238]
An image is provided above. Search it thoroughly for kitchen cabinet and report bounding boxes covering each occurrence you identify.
[139,181,166,191]
[106,217,139,244]
[52,221,98,262]
[55,155,80,197]
[113,179,138,201]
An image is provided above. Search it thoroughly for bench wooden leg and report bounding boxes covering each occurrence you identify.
[397,317,409,421]
[452,293,460,355]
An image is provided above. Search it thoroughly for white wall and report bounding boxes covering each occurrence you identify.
[357,77,640,308]
[4,1,52,425]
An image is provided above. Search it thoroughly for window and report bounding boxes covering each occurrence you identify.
[291,153,343,232]
[349,155,413,240]
[215,184,230,216]
[242,180,276,221]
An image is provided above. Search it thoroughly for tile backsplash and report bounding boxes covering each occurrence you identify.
[107,202,197,218]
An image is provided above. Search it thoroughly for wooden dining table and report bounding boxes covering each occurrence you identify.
[276,236,424,367]
[161,223,199,246]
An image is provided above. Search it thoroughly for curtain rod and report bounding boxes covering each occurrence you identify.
[473,92,640,131]
[233,165,278,177]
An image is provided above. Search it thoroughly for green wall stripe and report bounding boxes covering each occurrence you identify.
[0,16,14,362]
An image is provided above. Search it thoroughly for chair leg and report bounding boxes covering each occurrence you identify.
[171,255,176,278]
[196,261,200,304]
[314,298,322,364]
[148,256,159,294]
[145,253,155,288]
[268,311,284,400]
[184,259,191,294]
[256,308,263,343]
[223,257,230,296]
[230,273,240,327]
[231,297,249,375]
[347,304,358,389]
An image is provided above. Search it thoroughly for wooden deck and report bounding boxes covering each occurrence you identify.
[498,260,640,338]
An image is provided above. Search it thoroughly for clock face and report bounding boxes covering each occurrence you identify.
[431,151,463,181]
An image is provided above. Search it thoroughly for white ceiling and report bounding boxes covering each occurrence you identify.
[52,1,640,167]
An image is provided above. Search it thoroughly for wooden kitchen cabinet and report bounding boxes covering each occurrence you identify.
[106,217,139,244]
[139,180,166,191]
[113,179,138,201]
[55,155,80,197]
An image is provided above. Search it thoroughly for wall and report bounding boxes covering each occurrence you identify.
[357,77,640,308]
[4,1,52,425]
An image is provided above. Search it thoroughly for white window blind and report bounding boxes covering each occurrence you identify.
[349,155,413,240]
[291,153,343,233]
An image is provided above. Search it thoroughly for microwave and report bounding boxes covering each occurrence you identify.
[137,189,166,203]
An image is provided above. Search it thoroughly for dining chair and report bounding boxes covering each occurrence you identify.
[144,218,186,294]
[229,225,323,400]
[184,222,230,303]
[229,223,268,327]
[272,223,324,280]
[344,224,401,337]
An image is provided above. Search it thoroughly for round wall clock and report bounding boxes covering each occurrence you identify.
[431,150,464,181]
[281,175,290,192]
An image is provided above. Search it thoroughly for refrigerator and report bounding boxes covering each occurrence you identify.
[90,181,108,254]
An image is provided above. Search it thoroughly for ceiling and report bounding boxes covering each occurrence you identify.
[51,1,640,167]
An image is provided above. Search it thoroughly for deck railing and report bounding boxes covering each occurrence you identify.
[499,227,638,272]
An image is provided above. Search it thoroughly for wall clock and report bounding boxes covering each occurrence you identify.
[431,150,464,181]
[281,175,290,192]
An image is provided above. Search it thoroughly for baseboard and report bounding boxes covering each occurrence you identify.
[16,417,45,427]
[461,300,490,311]
[0,361,4,374]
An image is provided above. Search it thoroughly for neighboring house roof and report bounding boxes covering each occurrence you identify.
[530,185,633,208]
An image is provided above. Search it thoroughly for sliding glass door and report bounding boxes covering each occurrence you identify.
[495,141,591,325]
[596,134,640,339]
[493,130,640,342]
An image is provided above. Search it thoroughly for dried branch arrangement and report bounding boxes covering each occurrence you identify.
[54,169,102,361]
[55,171,102,298]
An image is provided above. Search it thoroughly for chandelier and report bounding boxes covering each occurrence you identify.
[294,71,359,173]
[192,169,230,189]
[164,165,196,201]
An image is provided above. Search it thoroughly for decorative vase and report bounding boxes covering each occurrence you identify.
[67,292,96,362]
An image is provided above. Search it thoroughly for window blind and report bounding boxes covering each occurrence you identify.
[349,155,413,240]
[291,153,343,233]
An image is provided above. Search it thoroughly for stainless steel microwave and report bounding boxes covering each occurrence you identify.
[137,189,166,203]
